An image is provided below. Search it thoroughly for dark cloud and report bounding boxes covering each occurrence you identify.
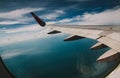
[0,0,119,12]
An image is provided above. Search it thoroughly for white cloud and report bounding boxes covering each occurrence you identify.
[77,7,120,25]
[49,7,120,25]
[1,49,33,59]
[57,16,81,23]
[0,24,52,45]
[2,24,43,33]
[0,7,45,25]
[46,21,57,24]
[0,21,20,25]
[59,18,73,23]
[41,10,65,20]
[0,8,44,19]
[0,30,48,45]
[0,8,65,25]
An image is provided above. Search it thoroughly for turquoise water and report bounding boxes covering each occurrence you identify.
[0,34,118,78]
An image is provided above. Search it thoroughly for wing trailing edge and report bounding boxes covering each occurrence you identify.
[90,42,108,50]
[47,30,61,34]
[97,49,120,62]
[64,35,84,41]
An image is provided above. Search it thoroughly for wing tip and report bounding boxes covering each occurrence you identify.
[31,12,46,27]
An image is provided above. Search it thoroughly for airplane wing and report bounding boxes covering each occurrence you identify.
[31,12,120,62]
[48,26,120,62]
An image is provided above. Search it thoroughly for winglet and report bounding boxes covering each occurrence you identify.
[31,12,46,27]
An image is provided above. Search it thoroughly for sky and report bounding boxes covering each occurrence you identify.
[0,0,120,45]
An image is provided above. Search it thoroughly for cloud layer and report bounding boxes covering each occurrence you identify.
[0,7,44,25]
[41,10,65,20]
[0,24,52,45]
[0,6,120,26]
[47,7,120,25]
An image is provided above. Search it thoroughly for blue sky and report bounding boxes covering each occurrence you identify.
[0,0,120,45]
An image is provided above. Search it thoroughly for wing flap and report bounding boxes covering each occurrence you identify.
[47,30,61,34]
[90,42,107,50]
[64,35,84,41]
[97,49,120,62]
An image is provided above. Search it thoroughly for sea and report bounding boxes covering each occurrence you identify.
[0,34,119,78]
